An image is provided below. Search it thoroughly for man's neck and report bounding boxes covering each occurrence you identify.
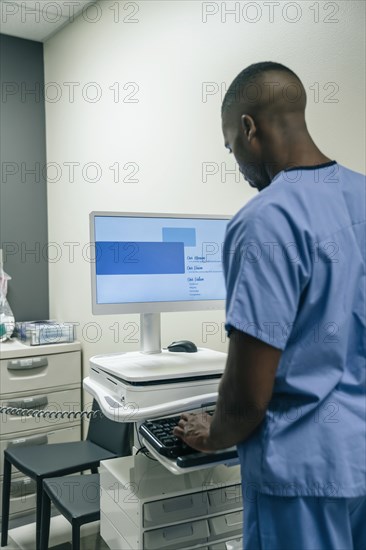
[267,135,332,181]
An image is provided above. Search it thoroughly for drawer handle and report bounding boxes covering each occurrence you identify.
[162,496,193,512]
[7,357,48,371]
[11,478,37,497]
[224,488,242,503]
[7,434,48,447]
[163,524,194,540]
[225,515,242,527]
[7,396,48,409]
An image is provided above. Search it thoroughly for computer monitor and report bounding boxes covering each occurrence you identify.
[90,211,230,352]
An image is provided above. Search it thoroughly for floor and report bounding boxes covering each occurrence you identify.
[3,515,109,550]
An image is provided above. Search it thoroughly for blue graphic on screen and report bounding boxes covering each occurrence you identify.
[96,242,185,275]
[162,227,196,247]
[94,216,228,304]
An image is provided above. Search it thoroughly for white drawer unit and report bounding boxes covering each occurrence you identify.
[100,454,243,550]
[1,340,80,395]
[0,339,82,521]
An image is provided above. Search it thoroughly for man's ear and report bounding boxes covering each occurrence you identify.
[241,114,256,141]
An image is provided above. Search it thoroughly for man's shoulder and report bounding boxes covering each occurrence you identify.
[337,163,366,183]
[229,180,293,229]
[230,162,365,237]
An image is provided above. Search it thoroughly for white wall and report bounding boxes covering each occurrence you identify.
[44,0,366,387]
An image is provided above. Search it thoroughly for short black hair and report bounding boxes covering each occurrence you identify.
[221,61,301,116]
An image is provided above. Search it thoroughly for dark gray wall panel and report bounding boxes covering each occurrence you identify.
[0,34,49,321]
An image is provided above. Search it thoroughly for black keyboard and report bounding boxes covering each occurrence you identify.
[139,413,208,458]
[139,411,238,467]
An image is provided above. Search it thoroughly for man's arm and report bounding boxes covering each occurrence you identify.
[173,329,281,451]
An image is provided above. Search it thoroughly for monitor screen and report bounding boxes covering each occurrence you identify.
[90,212,230,314]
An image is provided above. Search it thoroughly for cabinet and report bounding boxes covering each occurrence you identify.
[0,339,82,520]
[100,454,243,550]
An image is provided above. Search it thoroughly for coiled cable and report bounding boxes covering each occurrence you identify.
[0,406,103,420]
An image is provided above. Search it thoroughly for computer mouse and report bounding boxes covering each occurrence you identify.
[167,340,198,353]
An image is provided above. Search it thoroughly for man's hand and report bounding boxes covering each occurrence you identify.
[173,411,216,453]
[173,331,281,452]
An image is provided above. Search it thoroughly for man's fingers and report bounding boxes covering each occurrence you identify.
[173,426,185,438]
[176,418,187,429]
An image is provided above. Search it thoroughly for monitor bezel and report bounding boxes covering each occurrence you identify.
[90,211,231,315]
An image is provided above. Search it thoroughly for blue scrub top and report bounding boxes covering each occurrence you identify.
[223,162,366,497]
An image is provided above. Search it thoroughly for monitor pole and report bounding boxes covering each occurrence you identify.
[140,313,162,354]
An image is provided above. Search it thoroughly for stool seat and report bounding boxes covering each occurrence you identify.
[43,474,100,523]
[5,442,116,479]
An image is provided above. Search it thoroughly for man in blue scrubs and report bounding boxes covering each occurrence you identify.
[174,62,366,549]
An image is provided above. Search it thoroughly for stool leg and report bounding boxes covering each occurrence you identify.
[40,490,51,550]
[72,522,81,550]
[90,466,98,474]
[36,478,43,550]
[1,458,11,547]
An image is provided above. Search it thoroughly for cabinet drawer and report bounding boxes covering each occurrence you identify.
[0,388,81,435]
[209,538,242,550]
[0,474,60,519]
[101,489,139,548]
[0,475,36,517]
[144,519,209,550]
[0,351,80,394]
[0,424,81,475]
[143,491,208,528]
[208,511,242,542]
[207,484,242,515]
[101,511,132,550]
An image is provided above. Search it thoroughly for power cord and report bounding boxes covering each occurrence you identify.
[134,423,157,461]
[135,446,157,461]
[1,406,157,460]
[0,405,103,420]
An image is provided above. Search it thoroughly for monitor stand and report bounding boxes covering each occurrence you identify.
[140,313,161,354]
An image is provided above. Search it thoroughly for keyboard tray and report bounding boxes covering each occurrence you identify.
[139,408,239,474]
[141,437,239,475]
